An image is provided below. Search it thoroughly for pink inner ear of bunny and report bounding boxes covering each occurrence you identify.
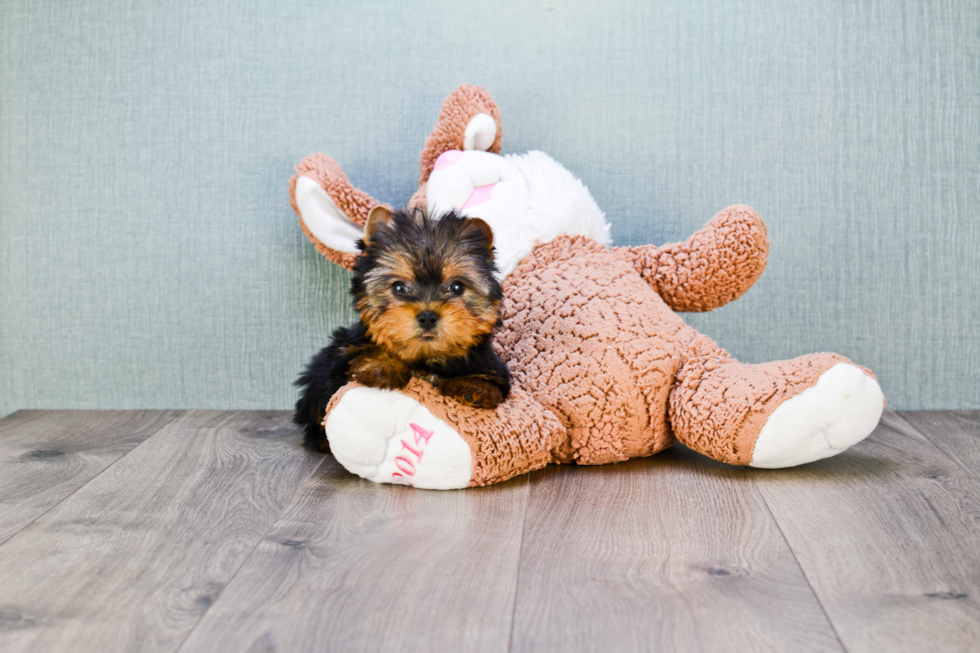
[433,149,464,170]
[418,84,503,185]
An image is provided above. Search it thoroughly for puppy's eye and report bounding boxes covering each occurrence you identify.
[449,281,465,296]
[392,281,409,295]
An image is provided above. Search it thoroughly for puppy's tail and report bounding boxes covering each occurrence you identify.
[294,326,359,452]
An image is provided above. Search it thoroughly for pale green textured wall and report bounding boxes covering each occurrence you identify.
[1,0,978,417]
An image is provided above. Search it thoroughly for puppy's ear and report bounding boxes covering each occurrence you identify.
[363,206,394,245]
[462,217,494,250]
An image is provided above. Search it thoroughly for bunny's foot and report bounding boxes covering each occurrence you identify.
[670,341,884,468]
[325,385,473,489]
[324,380,566,489]
[748,362,884,468]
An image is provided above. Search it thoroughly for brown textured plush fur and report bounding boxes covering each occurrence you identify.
[326,230,868,487]
[299,85,883,487]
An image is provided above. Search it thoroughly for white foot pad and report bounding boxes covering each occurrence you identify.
[750,363,885,468]
[325,387,473,489]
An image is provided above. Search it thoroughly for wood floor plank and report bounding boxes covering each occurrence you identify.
[901,411,980,479]
[751,411,980,653]
[0,410,323,653]
[0,410,182,544]
[178,455,529,653]
[510,447,842,653]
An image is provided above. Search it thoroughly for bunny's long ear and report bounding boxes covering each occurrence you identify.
[418,85,503,185]
[288,154,390,271]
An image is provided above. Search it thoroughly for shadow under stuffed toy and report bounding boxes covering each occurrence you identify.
[289,85,884,489]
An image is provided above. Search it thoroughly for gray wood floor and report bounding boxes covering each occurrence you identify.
[0,410,977,653]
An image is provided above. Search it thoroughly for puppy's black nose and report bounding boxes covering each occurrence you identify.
[417,310,439,331]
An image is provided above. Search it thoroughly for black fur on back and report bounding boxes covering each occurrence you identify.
[293,322,369,451]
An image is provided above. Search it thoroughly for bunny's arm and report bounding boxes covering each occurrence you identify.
[613,205,769,312]
[289,153,389,271]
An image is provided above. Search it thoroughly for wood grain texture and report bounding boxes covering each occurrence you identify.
[179,455,529,653]
[0,411,323,653]
[3,410,979,652]
[0,410,181,544]
[752,412,980,653]
[901,411,980,479]
[510,447,842,653]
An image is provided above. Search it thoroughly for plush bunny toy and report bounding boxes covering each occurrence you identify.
[289,85,884,490]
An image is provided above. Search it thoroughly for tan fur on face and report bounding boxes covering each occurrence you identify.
[355,251,415,324]
[366,304,423,358]
[435,301,499,356]
[442,260,493,297]
[353,208,503,366]
[365,298,500,364]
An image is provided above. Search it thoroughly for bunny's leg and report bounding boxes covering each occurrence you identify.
[323,379,566,489]
[669,334,884,468]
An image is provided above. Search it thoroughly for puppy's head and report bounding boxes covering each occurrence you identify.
[351,206,502,363]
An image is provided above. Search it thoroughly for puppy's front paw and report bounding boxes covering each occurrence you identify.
[349,353,411,390]
[439,377,504,409]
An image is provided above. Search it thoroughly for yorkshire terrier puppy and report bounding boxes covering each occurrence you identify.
[295,206,511,452]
